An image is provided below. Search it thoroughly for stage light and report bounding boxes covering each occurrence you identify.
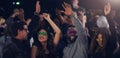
[16,2,20,5]
[12,2,15,5]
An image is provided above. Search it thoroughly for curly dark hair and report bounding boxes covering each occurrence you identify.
[33,26,57,58]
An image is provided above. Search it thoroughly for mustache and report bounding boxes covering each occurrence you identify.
[67,29,77,35]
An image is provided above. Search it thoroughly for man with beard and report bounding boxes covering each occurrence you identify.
[56,1,88,58]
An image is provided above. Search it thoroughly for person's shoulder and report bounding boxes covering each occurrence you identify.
[0,35,6,44]
[3,41,17,57]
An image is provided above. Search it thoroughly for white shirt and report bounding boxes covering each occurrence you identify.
[97,15,109,29]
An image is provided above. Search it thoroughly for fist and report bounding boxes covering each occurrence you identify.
[42,13,50,20]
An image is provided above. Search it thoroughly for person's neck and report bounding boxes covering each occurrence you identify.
[15,35,22,40]
[41,42,47,49]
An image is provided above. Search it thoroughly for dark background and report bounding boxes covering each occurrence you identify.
[0,0,120,19]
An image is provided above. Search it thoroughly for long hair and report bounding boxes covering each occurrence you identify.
[89,28,109,55]
[33,26,56,57]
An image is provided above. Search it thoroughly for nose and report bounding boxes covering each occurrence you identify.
[25,29,29,33]
[27,30,29,33]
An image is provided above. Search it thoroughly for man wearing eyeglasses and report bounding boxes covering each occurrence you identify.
[3,21,30,58]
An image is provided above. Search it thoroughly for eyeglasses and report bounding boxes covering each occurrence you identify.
[38,32,47,36]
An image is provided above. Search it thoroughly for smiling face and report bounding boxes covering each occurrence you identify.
[38,29,48,43]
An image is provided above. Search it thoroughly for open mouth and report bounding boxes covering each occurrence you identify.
[67,29,77,36]
[39,36,44,40]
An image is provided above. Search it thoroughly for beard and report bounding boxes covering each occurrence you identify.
[67,35,78,44]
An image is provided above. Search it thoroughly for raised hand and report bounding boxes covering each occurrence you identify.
[11,9,19,17]
[26,18,31,25]
[55,9,66,23]
[42,13,61,47]
[19,8,25,21]
[19,8,24,15]
[104,2,111,15]
[62,2,73,16]
[78,11,86,20]
[35,1,41,13]
[42,13,51,20]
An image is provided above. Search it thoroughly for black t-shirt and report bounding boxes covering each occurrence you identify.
[33,40,57,58]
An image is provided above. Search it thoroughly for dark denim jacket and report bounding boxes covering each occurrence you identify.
[3,38,30,58]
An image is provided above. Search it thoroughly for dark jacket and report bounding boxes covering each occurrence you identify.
[3,38,30,58]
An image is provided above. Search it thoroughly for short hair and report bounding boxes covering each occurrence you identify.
[11,21,27,37]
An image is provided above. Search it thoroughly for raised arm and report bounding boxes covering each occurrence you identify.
[6,9,19,24]
[104,2,111,15]
[28,1,41,33]
[35,1,41,14]
[42,13,61,46]
[55,9,66,23]
[61,2,73,16]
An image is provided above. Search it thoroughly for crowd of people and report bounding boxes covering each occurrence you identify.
[0,0,120,58]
